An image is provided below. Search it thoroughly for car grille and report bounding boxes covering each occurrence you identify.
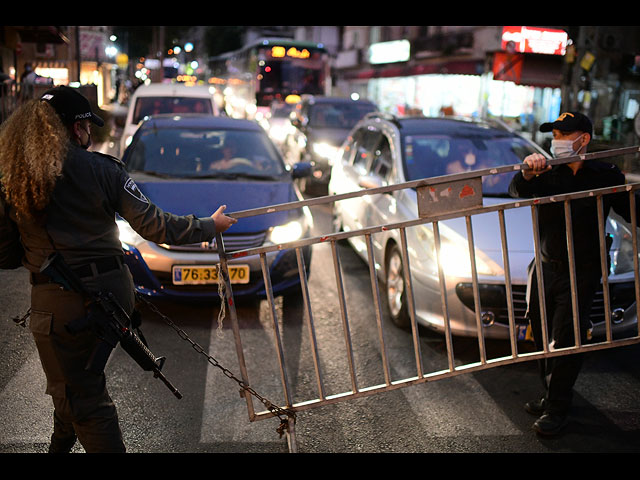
[497,285,528,325]
[159,232,267,253]
[456,282,636,327]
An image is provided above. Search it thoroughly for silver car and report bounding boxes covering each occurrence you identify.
[329,114,638,340]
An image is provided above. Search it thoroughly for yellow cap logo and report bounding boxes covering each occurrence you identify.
[556,112,575,122]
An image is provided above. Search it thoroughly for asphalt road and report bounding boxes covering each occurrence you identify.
[1,200,640,454]
[1,111,639,454]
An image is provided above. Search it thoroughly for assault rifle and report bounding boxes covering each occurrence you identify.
[40,253,182,399]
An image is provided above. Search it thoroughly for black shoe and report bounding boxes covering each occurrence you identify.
[532,412,569,436]
[525,398,547,416]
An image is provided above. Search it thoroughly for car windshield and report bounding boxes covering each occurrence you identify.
[270,103,295,118]
[126,127,287,179]
[309,103,376,129]
[402,131,540,195]
[132,96,213,124]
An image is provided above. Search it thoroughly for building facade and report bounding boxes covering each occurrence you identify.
[0,26,118,109]
[317,26,640,150]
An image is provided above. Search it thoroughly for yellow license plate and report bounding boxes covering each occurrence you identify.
[172,265,250,285]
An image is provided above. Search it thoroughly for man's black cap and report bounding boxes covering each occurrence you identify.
[539,111,592,137]
[40,85,104,127]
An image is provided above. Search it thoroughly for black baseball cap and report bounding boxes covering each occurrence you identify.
[40,85,104,127]
[539,111,592,137]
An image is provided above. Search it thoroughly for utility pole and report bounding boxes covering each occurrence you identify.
[564,26,599,113]
[75,26,81,83]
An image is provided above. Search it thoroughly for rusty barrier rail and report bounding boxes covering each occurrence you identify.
[214,146,640,452]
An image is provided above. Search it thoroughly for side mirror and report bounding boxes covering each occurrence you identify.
[292,162,312,179]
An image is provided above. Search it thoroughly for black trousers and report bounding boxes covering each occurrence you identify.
[526,260,602,415]
[29,263,136,453]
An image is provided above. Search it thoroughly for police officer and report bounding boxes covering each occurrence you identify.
[0,85,237,452]
[509,111,637,436]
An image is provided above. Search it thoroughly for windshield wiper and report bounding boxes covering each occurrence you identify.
[190,172,282,180]
[131,170,175,179]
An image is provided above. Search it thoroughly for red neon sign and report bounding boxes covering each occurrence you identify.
[501,26,568,56]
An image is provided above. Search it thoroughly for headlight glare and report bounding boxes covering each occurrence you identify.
[312,142,339,162]
[269,220,304,245]
[431,224,500,277]
[117,219,145,247]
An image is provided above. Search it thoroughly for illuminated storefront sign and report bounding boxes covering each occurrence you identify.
[501,26,568,56]
[270,46,311,59]
[368,40,411,64]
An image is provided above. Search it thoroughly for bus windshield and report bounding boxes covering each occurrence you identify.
[210,39,329,115]
[256,42,327,106]
[259,60,324,98]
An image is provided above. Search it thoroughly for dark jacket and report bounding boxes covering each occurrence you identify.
[0,143,216,272]
[508,160,634,267]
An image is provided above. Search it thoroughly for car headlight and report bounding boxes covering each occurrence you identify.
[269,125,288,142]
[438,237,496,277]
[116,218,145,248]
[608,218,639,275]
[269,219,305,245]
[312,142,339,162]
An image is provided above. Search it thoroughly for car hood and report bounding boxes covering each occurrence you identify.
[307,127,351,147]
[430,196,536,280]
[129,175,301,233]
[472,197,534,254]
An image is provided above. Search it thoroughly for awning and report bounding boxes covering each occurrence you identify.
[15,26,69,44]
[493,52,564,88]
[518,53,564,88]
[343,58,485,80]
[32,60,69,69]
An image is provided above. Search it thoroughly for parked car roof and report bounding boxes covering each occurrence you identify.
[367,114,516,136]
[302,95,377,106]
[136,113,262,131]
[131,83,215,98]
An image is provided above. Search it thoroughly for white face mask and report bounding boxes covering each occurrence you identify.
[550,134,584,158]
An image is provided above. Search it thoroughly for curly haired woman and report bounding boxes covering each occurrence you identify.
[0,86,236,453]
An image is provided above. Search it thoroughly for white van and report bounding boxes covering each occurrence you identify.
[120,83,219,155]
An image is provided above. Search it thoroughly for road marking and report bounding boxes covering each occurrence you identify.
[398,373,521,436]
[200,317,282,444]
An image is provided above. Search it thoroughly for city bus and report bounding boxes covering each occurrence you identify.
[209,38,330,119]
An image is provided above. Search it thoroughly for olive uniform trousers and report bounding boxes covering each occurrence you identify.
[29,262,136,453]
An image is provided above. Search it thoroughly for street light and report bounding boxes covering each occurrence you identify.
[105,45,118,58]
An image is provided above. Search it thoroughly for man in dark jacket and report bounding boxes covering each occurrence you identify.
[0,86,236,452]
[509,111,635,436]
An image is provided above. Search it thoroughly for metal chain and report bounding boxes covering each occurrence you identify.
[136,294,296,437]
[12,308,31,328]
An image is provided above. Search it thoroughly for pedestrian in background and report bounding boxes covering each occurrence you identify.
[508,111,638,436]
[0,85,236,452]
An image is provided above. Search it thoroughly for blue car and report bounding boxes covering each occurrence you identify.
[119,114,313,301]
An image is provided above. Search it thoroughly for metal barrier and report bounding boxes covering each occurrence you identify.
[214,146,640,452]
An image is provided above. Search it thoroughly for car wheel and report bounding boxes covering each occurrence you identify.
[385,244,411,329]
